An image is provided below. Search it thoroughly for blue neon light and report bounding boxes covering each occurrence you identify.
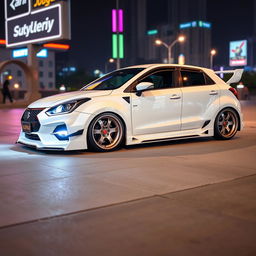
[180,22,191,29]
[37,49,48,58]
[12,48,48,58]
[147,29,158,35]
[180,21,211,29]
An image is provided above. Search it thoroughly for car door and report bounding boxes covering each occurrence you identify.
[130,69,182,136]
[179,69,220,130]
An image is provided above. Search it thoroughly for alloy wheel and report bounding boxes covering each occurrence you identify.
[91,114,123,150]
[217,110,238,139]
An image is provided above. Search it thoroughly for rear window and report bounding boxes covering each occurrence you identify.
[181,71,205,86]
[181,70,215,86]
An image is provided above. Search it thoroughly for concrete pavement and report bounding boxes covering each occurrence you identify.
[1,175,256,256]
[0,100,255,255]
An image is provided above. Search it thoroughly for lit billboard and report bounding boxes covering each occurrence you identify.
[5,0,71,48]
[229,40,247,66]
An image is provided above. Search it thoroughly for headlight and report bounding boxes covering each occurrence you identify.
[46,98,91,116]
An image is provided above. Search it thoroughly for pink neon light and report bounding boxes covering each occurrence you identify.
[118,9,123,32]
[112,9,117,32]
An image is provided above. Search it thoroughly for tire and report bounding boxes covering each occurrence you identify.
[214,108,239,140]
[87,112,125,152]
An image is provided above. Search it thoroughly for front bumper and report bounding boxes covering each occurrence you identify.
[17,109,92,151]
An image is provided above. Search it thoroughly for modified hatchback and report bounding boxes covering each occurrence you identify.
[18,64,243,151]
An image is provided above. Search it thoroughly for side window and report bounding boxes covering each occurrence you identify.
[140,70,175,90]
[181,70,206,86]
[204,73,215,85]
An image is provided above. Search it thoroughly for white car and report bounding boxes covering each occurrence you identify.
[18,64,243,152]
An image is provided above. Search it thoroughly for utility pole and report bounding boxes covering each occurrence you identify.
[116,0,120,69]
[27,44,41,102]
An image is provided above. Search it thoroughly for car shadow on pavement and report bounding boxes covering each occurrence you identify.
[9,133,252,159]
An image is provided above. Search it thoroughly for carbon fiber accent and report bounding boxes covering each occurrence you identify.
[25,133,41,141]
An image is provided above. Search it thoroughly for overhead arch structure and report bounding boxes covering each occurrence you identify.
[0,60,41,104]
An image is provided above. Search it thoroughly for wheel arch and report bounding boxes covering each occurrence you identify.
[215,106,242,131]
[86,110,128,146]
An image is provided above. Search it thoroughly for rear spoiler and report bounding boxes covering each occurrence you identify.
[215,69,243,84]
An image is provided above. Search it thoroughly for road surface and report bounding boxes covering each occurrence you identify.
[0,100,255,255]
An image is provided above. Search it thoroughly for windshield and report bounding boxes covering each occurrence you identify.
[81,68,144,91]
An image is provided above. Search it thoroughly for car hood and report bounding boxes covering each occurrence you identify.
[28,90,112,108]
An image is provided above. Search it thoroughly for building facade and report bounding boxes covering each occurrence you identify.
[0,43,56,99]
[123,0,211,67]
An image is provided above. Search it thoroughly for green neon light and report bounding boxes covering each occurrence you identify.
[112,34,118,58]
[147,29,158,35]
[119,34,124,59]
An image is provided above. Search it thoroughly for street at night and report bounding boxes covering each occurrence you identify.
[0,100,255,255]
[1,0,256,255]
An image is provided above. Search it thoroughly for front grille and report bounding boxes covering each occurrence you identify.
[25,133,41,141]
[21,108,44,132]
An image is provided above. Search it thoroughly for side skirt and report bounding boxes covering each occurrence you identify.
[126,127,214,146]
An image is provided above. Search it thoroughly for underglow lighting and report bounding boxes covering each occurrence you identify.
[43,43,70,50]
[147,29,158,35]
[118,9,123,32]
[112,9,117,32]
[119,34,124,59]
[112,34,118,58]
[0,39,6,45]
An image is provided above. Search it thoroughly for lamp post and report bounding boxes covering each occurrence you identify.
[155,35,185,64]
[210,49,217,69]
[105,58,115,74]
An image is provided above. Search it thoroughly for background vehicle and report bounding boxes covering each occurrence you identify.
[18,64,243,152]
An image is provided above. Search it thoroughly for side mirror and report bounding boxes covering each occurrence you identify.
[135,82,154,96]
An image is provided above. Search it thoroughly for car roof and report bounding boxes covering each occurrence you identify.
[126,63,212,72]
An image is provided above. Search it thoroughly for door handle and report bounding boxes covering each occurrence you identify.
[170,94,181,100]
[209,90,218,95]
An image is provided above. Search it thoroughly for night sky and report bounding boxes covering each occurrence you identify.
[0,0,254,72]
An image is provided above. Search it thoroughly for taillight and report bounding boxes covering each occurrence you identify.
[229,87,238,99]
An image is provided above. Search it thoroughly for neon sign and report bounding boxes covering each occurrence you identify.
[12,48,48,58]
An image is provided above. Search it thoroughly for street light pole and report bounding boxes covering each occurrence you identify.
[105,58,115,74]
[155,36,185,64]
[210,49,217,69]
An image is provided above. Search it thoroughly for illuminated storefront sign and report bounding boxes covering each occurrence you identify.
[5,0,71,48]
[229,40,247,66]
[180,21,211,29]
[6,4,61,47]
[5,0,30,19]
[12,48,48,58]
[32,0,66,9]
[147,29,158,36]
